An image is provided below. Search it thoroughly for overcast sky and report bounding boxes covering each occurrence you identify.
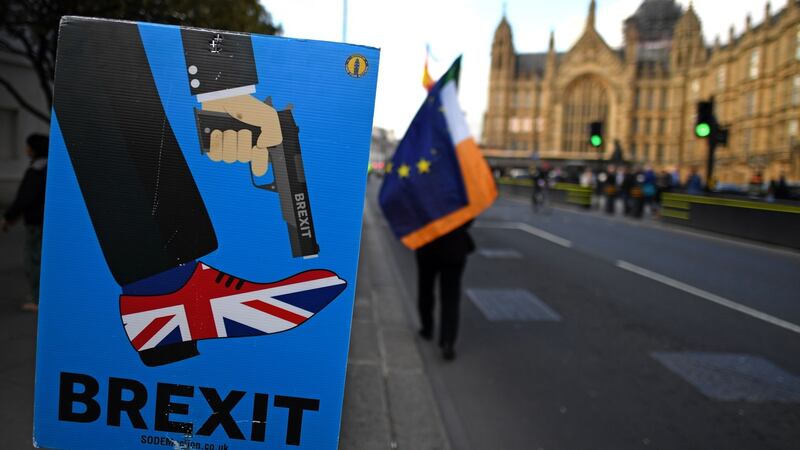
[262,0,782,140]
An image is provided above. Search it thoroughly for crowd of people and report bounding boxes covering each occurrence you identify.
[586,164,688,218]
[527,163,795,219]
[747,171,793,202]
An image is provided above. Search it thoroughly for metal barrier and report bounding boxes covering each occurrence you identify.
[660,193,800,249]
[497,179,592,207]
[552,183,592,208]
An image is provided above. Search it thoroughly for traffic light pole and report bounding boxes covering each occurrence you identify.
[696,98,723,192]
[705,127,717,192]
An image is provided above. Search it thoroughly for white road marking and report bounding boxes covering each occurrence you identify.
[477,222,572,248]
[504,194,800,260]
[616,260,800,335]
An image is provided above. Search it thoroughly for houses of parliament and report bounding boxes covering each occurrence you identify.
[482,0,800,183]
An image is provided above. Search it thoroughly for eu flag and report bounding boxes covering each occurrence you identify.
[379,57,496,249]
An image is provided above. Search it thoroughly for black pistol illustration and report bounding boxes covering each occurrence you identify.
[194,99,320,259]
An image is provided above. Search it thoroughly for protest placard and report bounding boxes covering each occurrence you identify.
[33,17,378,449]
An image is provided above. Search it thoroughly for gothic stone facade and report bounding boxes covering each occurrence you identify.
[482,0,800,183]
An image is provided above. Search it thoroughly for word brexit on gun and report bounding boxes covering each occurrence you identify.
[33,17,379,449]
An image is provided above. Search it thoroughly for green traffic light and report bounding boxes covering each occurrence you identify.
[695,122,711,138]
[590,135,602,147]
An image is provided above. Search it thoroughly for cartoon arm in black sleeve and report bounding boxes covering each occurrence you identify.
[181,28,282,176]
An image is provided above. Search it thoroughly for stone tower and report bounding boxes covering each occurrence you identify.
[483,15,515,147]
[671,3,705,72]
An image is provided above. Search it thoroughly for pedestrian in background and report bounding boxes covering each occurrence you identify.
[748,171,764,198]
[670,166,682,188]
[603,165,617,214]
[416,221,475,361]
[642,165,657,215]
[618,166,633,215]
[531,165,550,212]
[579,167,594,188]
[766,180,777,203]
[592,168,605,210]
[774,174,790,200]
[580,167,595,210]
[685,167,703,195]
[655,169,673,208]
[1,134,49,312]
[629,166,645,218]
[530,165,543,211]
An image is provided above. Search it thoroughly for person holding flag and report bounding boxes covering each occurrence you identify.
[379,55,496,360]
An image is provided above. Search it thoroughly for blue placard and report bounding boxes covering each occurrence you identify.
[33,17,378,449]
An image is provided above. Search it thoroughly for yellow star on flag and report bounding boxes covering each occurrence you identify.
[416,158,431,174]
[385,162,393,174]
[397,164,411,178]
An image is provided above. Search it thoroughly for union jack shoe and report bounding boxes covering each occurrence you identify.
[120,262,347,366]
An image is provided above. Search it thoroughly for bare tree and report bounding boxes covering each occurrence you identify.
[0,0,282,124]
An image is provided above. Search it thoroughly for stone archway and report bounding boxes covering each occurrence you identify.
[561,75,610,153]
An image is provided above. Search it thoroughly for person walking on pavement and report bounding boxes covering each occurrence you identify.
[617,166,632,215]
[641,165,657,215]
[655,169,673,210]
[579,167,594,188]
[416,221,475,361]
[592,168,605,210]
[2,134,49,312]
[748,171,765,198]
[685,167,703,195]
[630,167,646,218]
[579,167,595,210]
[774,174,791,200]
[602,165,617,214]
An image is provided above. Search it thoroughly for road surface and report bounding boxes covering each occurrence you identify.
[365,181,800,450]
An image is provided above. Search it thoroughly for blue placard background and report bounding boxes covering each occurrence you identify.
[34,21,379,449]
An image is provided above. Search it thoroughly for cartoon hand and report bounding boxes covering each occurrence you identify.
[201,95,283,176]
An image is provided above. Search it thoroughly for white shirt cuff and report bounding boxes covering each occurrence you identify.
[196,85,256,103]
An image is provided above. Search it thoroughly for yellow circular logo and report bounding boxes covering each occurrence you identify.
[345,54,368,78]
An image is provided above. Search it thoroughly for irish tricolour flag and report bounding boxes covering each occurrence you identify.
[379,57,497,249]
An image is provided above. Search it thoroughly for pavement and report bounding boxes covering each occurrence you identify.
[0,224,38,450]
[338,190,450,450]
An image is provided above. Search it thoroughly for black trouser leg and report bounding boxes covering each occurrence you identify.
[416,255,437,335]
[439,261,466,346]
[54,19,217,286]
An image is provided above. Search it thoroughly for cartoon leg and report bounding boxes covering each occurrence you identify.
[55,19,218,286]
[54,20,344,367]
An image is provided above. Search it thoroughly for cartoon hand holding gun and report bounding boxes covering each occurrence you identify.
[185,29,319,258]
[201,95,282,176]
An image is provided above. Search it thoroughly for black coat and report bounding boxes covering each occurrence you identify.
[5,158,47,226]
[416,221,475,265]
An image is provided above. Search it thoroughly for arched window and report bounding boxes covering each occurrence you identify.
[562,75,609,153]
